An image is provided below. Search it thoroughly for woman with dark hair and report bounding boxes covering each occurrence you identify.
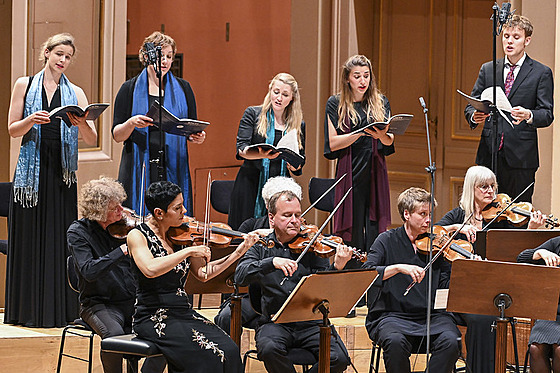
[324,54,394,252]
[6,33,97,327]
[127,181,257,372]
[228,72,305,230]
[113,31,205,215]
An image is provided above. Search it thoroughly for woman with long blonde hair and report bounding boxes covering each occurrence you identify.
[324,55,394,253]
[228,72,305,229]
[6,33,97,327]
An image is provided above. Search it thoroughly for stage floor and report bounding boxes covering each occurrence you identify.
[0,304,452,372]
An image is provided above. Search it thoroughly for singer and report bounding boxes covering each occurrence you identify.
[323,54,394,260]
[465,15,553,203]
[112,31,205,214]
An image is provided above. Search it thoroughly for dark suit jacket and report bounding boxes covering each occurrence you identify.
[465,55,553,169]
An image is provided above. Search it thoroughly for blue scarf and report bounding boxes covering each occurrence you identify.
[13,70,78,207]
[130,68,191,215]
[254,109,287,217]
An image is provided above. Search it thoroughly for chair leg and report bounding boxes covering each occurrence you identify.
[125,356,139,373]
[56,326,69,373]
[88,331,94,373]
[369,342,381,373]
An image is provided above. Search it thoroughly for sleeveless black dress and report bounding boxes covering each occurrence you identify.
[131,223,242,373]
[5,82,79,327]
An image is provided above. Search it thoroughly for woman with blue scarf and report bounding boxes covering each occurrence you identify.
[6,33,98,327]
[113,31,205,216]
[228,73,305,230]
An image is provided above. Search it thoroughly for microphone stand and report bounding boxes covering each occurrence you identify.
[491,3,500,176]
[419,97,435,369]
[155,46,166,181]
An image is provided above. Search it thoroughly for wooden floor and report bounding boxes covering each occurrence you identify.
[0,300,474,373]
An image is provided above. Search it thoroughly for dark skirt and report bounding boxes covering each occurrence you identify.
[529,319,560,344]
[5,136,79,327]
[133,307,242,373]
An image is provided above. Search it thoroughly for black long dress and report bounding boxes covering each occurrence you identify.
[5,84,79,327]
[131,224,242,373]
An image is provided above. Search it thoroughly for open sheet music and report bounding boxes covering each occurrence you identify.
[244,129,305,169]
[49,103,109,127]
[347,114,413,136]
[457,87,514,127]
[146,100,210,137]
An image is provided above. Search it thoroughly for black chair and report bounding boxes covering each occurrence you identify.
[56,256,96,373]
[210,180,235,215]
[308,177,336,212]
[0,182,12,255]
[242,283,317,372]
[101,334,163,373]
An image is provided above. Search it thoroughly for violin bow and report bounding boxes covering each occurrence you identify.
[140,161,147,224]
[280,186,352,286]
[403,212,473,296]
[482,181,534,231]
[301,173,347,218]
[203,171,212,279]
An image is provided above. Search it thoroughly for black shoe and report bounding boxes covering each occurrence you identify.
[345,310,356,318]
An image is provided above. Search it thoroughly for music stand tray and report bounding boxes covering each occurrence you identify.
[271,269,378,373]
[447,259,560,372]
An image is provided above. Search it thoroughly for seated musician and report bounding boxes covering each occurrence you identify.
[517,236,560,373]
[363,187,460,373]
[234,189,352,373]
[436,165,545,373]
[67,177,165,373]
[214,176,302,333]
[126,181,259,372]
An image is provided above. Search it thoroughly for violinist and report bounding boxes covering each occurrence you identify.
[436,165,545,373]
[438,165,544,244]
[234,190,352,373]
[127,181,259,372]
[67,177,165,373]
[214,176,302,334]
[362,187,460,373]
[517,237,560,373]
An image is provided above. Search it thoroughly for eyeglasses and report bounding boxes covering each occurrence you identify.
[477,184,495,192]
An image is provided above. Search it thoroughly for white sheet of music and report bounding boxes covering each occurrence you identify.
[434,288,449,310]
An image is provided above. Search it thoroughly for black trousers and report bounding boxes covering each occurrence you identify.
[494,152,536,203]
[455,313,496,373]
[81,303,166,373]
[213,294,259,334]
[255,321,350,373]
[375,327,460,373]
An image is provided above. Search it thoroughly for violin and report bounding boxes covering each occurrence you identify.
[287,224,367,262]
[107,207,143,239]
[415,225,475,262]
[482,193,559,228]
[166,216,272,249]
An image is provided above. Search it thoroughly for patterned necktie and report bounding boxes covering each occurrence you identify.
[504,64,517,96]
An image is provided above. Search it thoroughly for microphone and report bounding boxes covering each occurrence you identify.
[143,42,158,67]
[498,2,512,26]
[419,97,428,113]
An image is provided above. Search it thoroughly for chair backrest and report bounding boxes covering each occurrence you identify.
[67,256,80,293]
[210,180,235,215]
[308,178,336,212]
[0,182,12,217]
[248,283,263,315]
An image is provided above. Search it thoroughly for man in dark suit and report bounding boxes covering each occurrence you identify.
[465,15,553,202]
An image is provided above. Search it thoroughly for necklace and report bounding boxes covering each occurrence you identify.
[473,215,483,222]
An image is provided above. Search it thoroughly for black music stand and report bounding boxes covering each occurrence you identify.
[272,269,378,373]
[447,259,560,373]
[184,246,247,347]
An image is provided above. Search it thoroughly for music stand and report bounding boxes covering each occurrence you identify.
[184,246,247,347]
[447,259,560,373]
[272,269,378,373]
[484,229,560,262]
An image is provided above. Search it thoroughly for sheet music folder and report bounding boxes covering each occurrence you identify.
[272,268,378,324]
[146,100,209,137]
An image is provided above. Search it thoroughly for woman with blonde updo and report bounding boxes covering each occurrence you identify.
[6,33,97,327]
[228,73,306,230]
